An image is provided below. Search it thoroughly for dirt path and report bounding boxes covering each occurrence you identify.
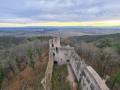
[67,62,77,90]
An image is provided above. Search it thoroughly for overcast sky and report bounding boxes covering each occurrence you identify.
[0,0,120,24]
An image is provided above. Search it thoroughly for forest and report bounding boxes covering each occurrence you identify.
[0,34,120,90]
[61,33,120,90]
[0,36,53,89]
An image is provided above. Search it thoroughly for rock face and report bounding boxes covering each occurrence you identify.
[46,37,109,90]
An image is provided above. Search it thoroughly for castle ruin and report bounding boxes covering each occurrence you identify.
[45,37,109,90]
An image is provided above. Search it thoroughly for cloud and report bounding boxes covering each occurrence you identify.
[0,0,120,23]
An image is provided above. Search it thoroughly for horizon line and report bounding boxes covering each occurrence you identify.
[0,26,120,28]
[0,20,120,27]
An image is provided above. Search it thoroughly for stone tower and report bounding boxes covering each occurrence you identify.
[49,37,60,49]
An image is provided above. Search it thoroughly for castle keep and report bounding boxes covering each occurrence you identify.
[45,37,109,90]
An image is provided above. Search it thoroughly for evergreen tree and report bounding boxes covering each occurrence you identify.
[112,69,120,88]
[8,62,16,76]
[27,47,35,69]
[0,62,4,89]
[98,39,112,48]
[14,55,20,69]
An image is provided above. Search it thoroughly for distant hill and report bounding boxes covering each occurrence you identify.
[27,36,53,41]
[0,27,120,37]
[69,33,120,43]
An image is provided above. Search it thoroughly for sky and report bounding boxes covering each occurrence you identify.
[0,0,120,27]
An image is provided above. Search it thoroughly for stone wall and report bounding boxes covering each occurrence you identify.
[46,37,109,90]
[79,66,109,90]
[45,51,54,90]
[69,49,109,90]
[51,47,74,65]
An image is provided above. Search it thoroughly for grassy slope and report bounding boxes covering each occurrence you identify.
[52,64,71,90]
[3,50,49,90]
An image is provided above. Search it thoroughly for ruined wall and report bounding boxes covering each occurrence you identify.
[69,49,109,90]
[47,37,109,90]
[45,37,61,90]
[69,50,86,81]
[45,50,54,90]
[51,47,74,65]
